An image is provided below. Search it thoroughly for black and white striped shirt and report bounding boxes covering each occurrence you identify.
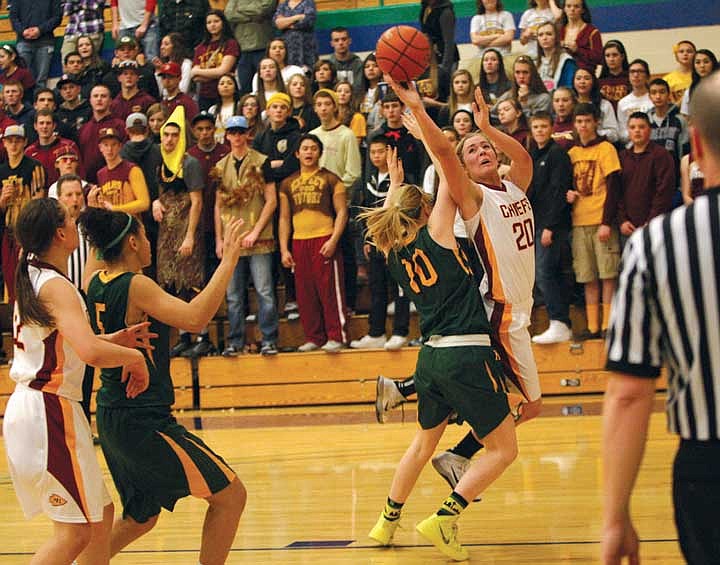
[606,186,720,440]
[68,234,90,291]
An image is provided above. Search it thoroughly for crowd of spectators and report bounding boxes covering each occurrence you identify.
[0,0,716,357]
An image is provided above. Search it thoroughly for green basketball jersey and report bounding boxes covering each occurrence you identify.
[86,271,173,408]
[387,227,492,338]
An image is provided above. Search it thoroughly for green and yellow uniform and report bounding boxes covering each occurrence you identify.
[387,227,510,435]
[87,271,235,522]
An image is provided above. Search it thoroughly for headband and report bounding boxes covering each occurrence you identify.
[96,214,133,260]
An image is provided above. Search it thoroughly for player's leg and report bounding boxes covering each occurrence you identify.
[375,375,417,423]
[199,478,247,565]
[31,521,92,565]
[77,502,114,565]
[110,514,160,556]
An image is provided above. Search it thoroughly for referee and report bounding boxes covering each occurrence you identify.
[602,70,720,565]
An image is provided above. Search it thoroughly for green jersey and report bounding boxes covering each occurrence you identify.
[86,271,173,408]
[387,227,492,338]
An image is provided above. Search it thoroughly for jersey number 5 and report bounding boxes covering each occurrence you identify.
[401,249,439,294]
[513,218,535,250]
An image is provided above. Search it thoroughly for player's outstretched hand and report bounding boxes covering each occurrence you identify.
[383,74,422,110]
[472,86,492,132]
[386,146,405,188]
[221,218,248,262]
[402,111,422,141]
[122,357,150,399]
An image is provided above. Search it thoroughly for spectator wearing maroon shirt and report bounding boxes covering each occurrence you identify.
[110,60,157,121]
[553,0,602,72]
[598,40,630,111]
[159,62,199,120]
[617,112,675,248]
[102,36,160,99]
[78,84,127,183]
[25,109,83,187]
[0,44,36,104]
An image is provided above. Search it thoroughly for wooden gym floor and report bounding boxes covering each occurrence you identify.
[0,395,684,564]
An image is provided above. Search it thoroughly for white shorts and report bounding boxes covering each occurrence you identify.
[484,299,541,402]
[3,386,111,523]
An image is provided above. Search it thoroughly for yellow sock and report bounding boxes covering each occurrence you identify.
[602,303,612,331]
[586,304,600,333]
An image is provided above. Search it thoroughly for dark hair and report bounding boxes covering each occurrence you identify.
[362,52,380,93]
[599,40,629,78]
[496,98,528,133]
[381,90,402,106]
[689,49,719,98]
[217,72,241,103]
[201,9,234,47]
[34,108,56,124]
[63,51,82,65]
[628,58,650,76]
[560,0,592,26]
[56,174,83,196]
[627,111,651,125]
[0,44,27,68]
[34,87,56,104]
[266,37,289,66]
[78,207,141,263]
[313,59,337,90]
[298,133,324,155]
[476,0,504,13]
[330,26,350,36]
[368,134,390,148]
[573,67,602,106]
[573,102,599,120]
[530,110,553,124]
[479,49,512,102]
[164,32,188,64]
[256,59,287,109]
[649,77,670,92]
[90,83,112,97]
[15,199,67,326]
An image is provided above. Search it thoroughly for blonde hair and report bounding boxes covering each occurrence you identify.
[359,184,433,255]
[455,131,497,166]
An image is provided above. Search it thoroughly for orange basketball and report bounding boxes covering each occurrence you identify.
[375,25,431,82]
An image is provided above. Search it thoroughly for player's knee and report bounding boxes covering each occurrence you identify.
[209,478,247,516]
[500,440,519,467]
[59,522,92,554]
[133,514,159,535]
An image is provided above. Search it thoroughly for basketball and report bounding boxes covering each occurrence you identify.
[375,25,431,82]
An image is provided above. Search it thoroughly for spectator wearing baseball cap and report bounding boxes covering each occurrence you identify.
[159,61,199,121]
[47,145,88,199]
[56,73,93,135]
[110,60,158,122]
[152,34,193,95]
[95,123,150,215]
[0,123,46,301]
[109,0,160,63]
[25,108,84,187]
[102,35,160,99]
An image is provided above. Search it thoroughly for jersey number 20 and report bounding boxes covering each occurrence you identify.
[513,218,535,250]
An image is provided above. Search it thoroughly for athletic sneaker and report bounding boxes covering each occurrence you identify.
[384,335,408,350]
[350,334,387,349]
[375,375,406,423]
[321,340,345,353]
[532,320,572,344]
[368,513,400,546]
[260,342,278,356]
[416,513,469,561]
[297,341,320,352]
[431,451,471,489]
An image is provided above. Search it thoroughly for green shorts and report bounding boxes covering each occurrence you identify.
[414,345,510,439]
[96,405,236,523]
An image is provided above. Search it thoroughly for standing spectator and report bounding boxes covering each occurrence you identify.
[252,93,301,186]
[662,40,696,106]
[0,124,45,302]
[102,36,160,99]
[251,38,304,93]
[679,150,705,205]
[225,0,276,95]
[111,0,160,62]
[152,33,193,95]
[273,0,317,71]
[158,0,209,58]
[147,102,167,142]
[0,45,36,104]
[25,109,82,187]
[25,88,78,145]
[497,98,530,150]
[617,112,675,247]
[497,56,552,118]
[159,61,199,118]
[96,126,150,214]
[535,20,576,91]
[470,0,516,58]
[359,54,382,130]
[566,103,621,338]
[279,133,348,352]
[2,81,34,130]
[572,67,619,143]
[60,0,106,60]
[76,34,111,98]
[528,111,573,344]
[328,27,364,94]
[519,0,554,59]
[254,58,287,110]
[288,73,319,133]
[436,69,474,128]
[9,0,62,88]
[555,0,602,72]
[209,74,242,143]
[648,77,688,188]
[79,84,128,183]
[238,93,266,144]
[110,60,158,121]
[192,10,240,111]
[214,115,279,357]
[336,81,366,145]
[601,72,720,565]
[616,58,653,145]
[680,49,718,116]
[312,59,337,93]
[56,73,93,135]
[47,145,88,199]
[420,0,458,77]
[551,87,576,150]
[598,40,630,110]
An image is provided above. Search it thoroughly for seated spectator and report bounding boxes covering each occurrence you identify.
[25,109,82,187]
[497,55,551,118]
[572,67,619,143]
[76,34,111,99]
[56,73,93,135]
[192,9,240,111]
[209,74,241,144]
[252,38,305,92]
[110,0,160,62]
[312,59,337,93]
[2,81,33,130]
[680,49,718,116]
[153,33,193,95]
[437,69,474,127]
[327,27,363,93]
[159,62,199,120]
[288,73,319,133]
[102,36,160,99]
[519,0,555,58]
[255,58,288,111]
[478,48,512,108]
[238,93,265,145]
[279,134,348,352]
[213,115,279,357]
[555,0,602,72]
[273,0,317,71]
[146,102,167,143]
[618,112,675,247]
[0,45,36,104]
[470,0,515,58]
[110,60,157,122]
[47,145,88,199]
[598,40,630,110]
[96,126,150,214]
[663,40,696,105]
[452,108,476,138]
[551,86,577,150]
[616,58,653,145]
[536,20,577,91]
[497,98,530,150]
[336,81,366,146]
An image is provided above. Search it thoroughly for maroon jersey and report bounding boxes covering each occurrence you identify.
[161,93,199,120]
[78,114,127,183]
[110,90,157,121]
[188,142,229,235]
[193,39,240,100]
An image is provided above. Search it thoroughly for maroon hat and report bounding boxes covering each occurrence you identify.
[54,144,79,162]
[159,61,181,77]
